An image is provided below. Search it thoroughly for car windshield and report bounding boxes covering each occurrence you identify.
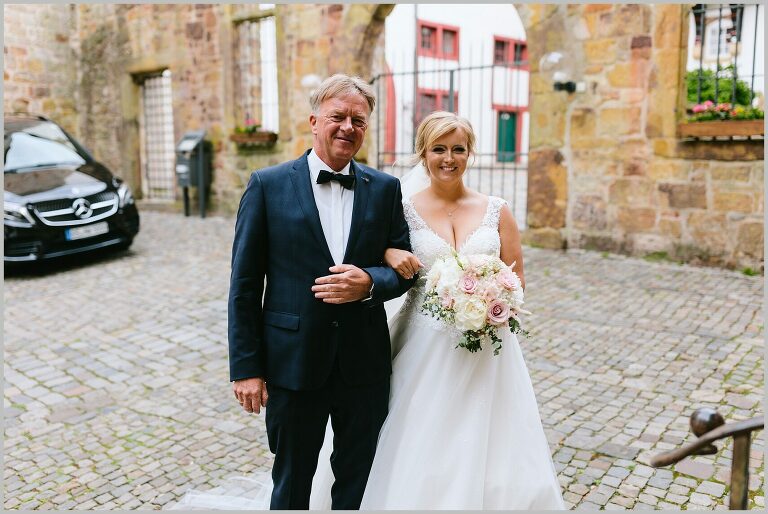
[4,121,87,173]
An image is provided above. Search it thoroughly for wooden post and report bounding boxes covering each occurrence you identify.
[729,433,751,510]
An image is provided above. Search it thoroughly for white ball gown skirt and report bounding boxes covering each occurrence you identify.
[167,297,564,510]
[357,299,565,510]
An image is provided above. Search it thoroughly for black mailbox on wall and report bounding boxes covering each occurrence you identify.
[175,130,212,217]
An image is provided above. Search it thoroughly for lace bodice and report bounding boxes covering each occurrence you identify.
[400,196,507,317]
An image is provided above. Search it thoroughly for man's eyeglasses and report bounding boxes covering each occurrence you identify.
[325,114,368,129]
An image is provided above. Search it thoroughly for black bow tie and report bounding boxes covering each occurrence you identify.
[317,169,355,190]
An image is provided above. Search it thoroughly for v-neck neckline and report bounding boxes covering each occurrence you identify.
[407,197,491,253]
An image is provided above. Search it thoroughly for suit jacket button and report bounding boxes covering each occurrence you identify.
[331,321,339,328]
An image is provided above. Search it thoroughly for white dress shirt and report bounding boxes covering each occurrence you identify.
[308,149,354,265]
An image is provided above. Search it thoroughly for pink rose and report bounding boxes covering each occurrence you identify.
[440,291,454,309]
[497,268,518,290]
[487,300,510,325]
[692,104,707,113]
[459,273,478,294]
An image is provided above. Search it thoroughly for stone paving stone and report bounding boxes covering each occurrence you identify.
[609,495,635,508]
[689,492,714,507]
[696,480,726,497]
[606,466,630,479]
[668,483,691,496]
[664,492,690,505]
[575,501,602,510]
[673,475,698,488]
[600,475,622,488]
[675,459,716,479]
[563,492,582,504]
[4,212,762,511]
[643,485,667,498]
[647,475,673,489]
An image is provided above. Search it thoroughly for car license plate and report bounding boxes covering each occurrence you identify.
[65,221,109,241]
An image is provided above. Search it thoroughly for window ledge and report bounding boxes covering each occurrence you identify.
[230,131,278,150]
[678,119,764,139]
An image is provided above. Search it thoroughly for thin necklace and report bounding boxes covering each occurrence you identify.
[446,201,461,217]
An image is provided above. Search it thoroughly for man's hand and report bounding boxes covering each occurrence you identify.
[312,264,373,304]
[233,377,268,414]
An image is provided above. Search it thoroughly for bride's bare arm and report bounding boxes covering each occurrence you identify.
[498,204,525,290]
[384,248,424,280]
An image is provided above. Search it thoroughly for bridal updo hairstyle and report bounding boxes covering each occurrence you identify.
[411,111,477,172]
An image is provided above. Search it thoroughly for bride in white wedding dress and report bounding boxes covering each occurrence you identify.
[168,112,564,510]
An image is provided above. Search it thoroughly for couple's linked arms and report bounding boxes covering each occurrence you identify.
[383,202,526,290]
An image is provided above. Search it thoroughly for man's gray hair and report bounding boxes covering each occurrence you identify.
[309,74,376,114]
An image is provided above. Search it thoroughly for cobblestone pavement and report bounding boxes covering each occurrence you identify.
[4,211,763,510]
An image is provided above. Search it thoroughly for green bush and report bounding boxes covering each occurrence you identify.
[686,66,755,106]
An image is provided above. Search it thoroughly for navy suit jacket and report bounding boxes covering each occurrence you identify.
[228,150,415,390]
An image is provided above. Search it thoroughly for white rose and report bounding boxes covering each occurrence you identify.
[437,259,462,292]
[453,296,487,331]
[425,261,442,291]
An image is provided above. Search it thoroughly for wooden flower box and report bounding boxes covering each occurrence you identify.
[678,119,764,138]
[229,131,278,148]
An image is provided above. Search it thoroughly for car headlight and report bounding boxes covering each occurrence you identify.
[117,183,134,207]
[3,202,36,228]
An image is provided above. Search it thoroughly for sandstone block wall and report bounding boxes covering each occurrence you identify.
[3,4,79,135]
[4,3,762,270]
[520,4,764,271]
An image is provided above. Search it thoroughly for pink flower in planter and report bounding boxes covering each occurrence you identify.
[692,104,707,113]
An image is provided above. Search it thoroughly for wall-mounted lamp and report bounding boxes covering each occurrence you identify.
[553,78,576,93]
[540,52,584,94]
[300,74,323,96]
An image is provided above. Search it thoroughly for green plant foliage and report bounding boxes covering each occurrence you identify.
[686,66,755,106]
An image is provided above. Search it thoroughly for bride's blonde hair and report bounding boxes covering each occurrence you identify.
[410,111,477,170]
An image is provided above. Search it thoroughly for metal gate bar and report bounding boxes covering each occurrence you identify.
[372,61,529,227]
[140,71,176,201]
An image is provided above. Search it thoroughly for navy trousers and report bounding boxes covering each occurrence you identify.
[265,359,390,510]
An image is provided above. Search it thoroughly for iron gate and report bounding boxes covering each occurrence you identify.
[371,62,529,227]
[139,70,176,201]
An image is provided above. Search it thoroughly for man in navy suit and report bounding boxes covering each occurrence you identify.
[228,74,415,509]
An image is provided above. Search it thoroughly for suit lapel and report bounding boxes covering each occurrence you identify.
[288,153,335,265]
[342,160,370,263]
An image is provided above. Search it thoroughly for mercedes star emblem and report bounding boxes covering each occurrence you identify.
[72,198,93,219]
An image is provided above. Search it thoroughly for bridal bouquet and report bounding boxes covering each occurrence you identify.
[421,251,529,355]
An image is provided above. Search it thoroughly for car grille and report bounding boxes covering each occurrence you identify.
[32,191,119,227]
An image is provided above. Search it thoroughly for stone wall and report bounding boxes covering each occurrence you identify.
[4,4,387,211]
[3,4,79,135]
[5,3,762,270]
[72,3,387,212]
[520,4,764,271]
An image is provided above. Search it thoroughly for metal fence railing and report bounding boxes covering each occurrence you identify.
[688,3,764,107]
[371,60,530,227]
